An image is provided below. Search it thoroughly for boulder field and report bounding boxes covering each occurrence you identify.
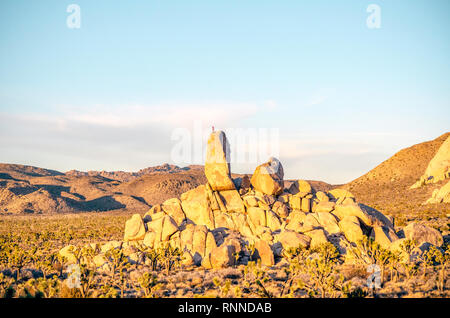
[60,131,445,269]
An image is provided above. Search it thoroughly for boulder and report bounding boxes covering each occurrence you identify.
[315,191,329,202]
[181,251,195,266]
[59,245,77,264]
[275,230,311,252]
[333,203,393,229]
[313,201,335,213]
[100,241,122,253]
[204,131,235,191]
[213,211,236,230]
[426,181,450,204]
[302,213,321,231]
[203,244,236,269]
[286,210,307,232]
[239,175,251,194]
[143,231,157,248]
[162,198,186,226]
[265,210,282,232]
[278,193,292,205]
[93,254,107,268]
[254,240,275,266]
[242,195,259,208]
[289,196,302,210]
[178,224,213,265]
[147,215,179,242]
[181,185,215,229]
[124,214,146,241]
[370,226,399,248]
[192,226,209,264]
[272,200,289,218]
[247,207,267,228]
[305,229,329,248]
[312,212,341,235]
[339,216,364,243]
[231,213,255,239]
[403,222,444,247]
[143,211,165,223]
[328,189,354,201]
[250,157,284,195]
[288,180,312,196]
[301,197,311,212]
[218,189,245,213]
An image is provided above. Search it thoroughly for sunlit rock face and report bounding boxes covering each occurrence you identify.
[204,131,236,191]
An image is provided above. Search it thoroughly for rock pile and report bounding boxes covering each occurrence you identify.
[425,181,450,204]
[60,130,444,269]
[411,135,450,188]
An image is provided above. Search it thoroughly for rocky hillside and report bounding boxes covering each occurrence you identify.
[0,163,206,214]
[343,132,450,220]
[0,162,333,215]
[65,163,203,182]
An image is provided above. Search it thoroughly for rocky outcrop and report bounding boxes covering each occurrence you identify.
[61,130,442,270]
[250,157,284,195]
[403,222,444,247]
[425,181,450,204]
[204,131,235,191]
[411,135,450,188]
[124,214,146,241]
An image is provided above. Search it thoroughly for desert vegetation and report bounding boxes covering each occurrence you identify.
[0,211,448,298]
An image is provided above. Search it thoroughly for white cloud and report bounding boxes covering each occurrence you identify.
[304,87,336,107]
[61,101,271,129]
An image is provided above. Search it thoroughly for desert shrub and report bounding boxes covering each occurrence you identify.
[137,272,162,298]
[0,273,15,298]
[7,245,32,281]
[296,243,349,298]
[212,277,232,298]
[241,260,272,297]
[158,243,183,275]
[348,237,394,285]
[16,276,60,298]
[432,244,449,293]
[104,247,130,297]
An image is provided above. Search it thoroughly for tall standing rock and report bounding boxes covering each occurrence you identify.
[251,157,284,195]
[204,131,236,191]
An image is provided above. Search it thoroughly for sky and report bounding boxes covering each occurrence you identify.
[0,0,449,184]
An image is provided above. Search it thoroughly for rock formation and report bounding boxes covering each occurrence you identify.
[60,130,444,269]
[425,181,450,204]
[204,131,235,191]
[411,134,450,188]
[250,157,284,195]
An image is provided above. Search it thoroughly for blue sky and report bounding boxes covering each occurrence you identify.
[0,0,449,184]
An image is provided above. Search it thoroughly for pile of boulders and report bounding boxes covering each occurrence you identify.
[425,181,450,204]
[60,131,445,269]
[411,135,450,189]
[409,134,450,204]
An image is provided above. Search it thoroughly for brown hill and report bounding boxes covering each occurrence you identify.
[0,161,334,215]
[65,163,203,182]
[0,163,207,214]
[343,132,450,221]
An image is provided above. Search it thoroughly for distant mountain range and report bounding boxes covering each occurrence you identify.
[65,163,204,182]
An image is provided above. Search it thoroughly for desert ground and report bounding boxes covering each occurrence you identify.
[0,132,449,298]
